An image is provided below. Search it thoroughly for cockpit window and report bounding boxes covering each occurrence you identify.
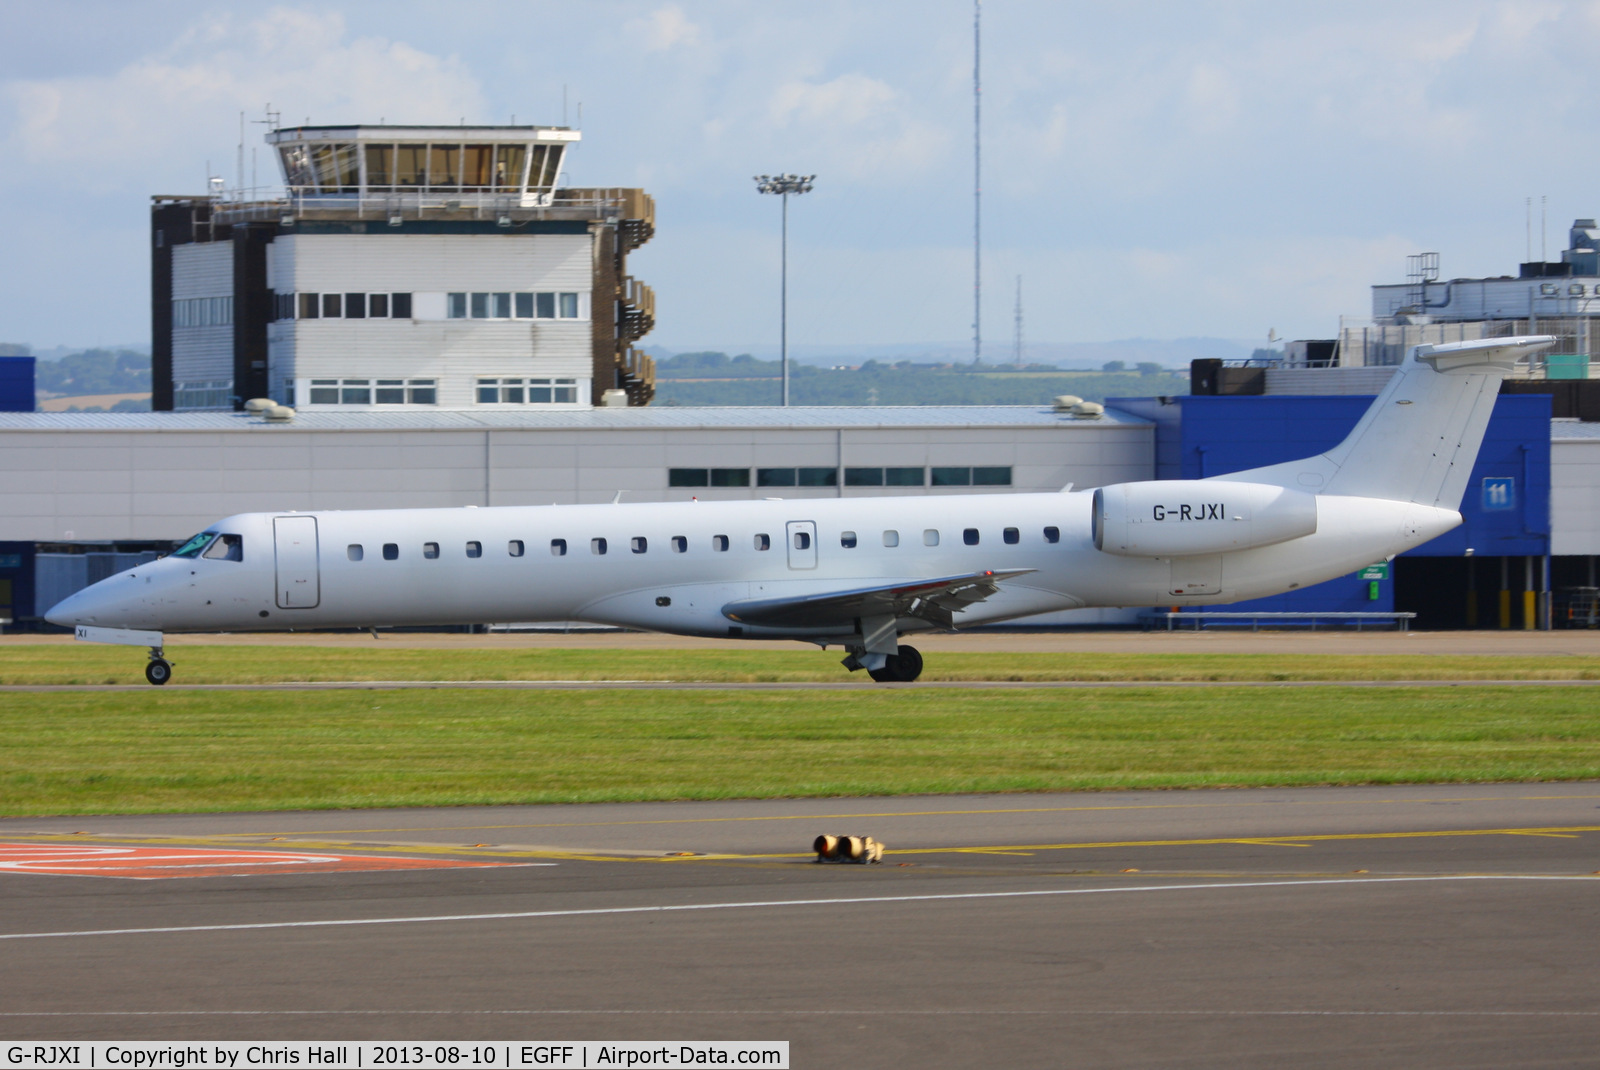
[202,533,243,561]
[172,531,217,558]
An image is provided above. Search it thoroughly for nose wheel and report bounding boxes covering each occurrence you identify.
[145,649,172,686]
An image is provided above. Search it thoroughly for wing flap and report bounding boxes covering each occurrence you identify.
[721,569,1036,630]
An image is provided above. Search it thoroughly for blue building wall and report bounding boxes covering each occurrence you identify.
[0,357,34,412]
[1108,393,1551,612]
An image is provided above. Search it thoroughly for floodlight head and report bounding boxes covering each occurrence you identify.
[754,173,816,196]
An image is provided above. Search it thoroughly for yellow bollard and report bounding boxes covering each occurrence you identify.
[1524,589,1538,631]
[1499,589,1512,630]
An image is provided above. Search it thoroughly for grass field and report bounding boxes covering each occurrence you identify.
[2,684,1599,815]
[5,645,1600,685]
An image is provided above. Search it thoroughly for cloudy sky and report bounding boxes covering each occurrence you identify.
[3,1,1598,356]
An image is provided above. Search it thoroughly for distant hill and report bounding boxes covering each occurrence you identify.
[647,337,1257,371]
[652,352,1189,406]
[35,348,151,398]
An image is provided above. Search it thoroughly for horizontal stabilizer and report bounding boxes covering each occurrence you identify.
[722,569,1035,630]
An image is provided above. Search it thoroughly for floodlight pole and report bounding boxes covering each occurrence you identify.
[755,173,815,406]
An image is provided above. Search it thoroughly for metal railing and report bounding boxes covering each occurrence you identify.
[207,186,653,227]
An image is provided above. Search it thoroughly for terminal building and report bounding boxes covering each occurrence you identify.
[152,123,657,414]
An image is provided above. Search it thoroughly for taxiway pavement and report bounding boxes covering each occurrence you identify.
[2,783,1598,1067]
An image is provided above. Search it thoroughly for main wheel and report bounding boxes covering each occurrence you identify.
[867,646,923,683]
[145,659,172,686]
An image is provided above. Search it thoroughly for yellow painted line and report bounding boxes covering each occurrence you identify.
[658,825,1600,861]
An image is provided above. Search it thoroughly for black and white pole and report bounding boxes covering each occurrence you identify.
[754,173,815,406]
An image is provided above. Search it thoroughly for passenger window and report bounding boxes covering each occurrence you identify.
[671,536,687,553]
[423,542,440,559]
[841,531,857,548]
[713,535,729,552]
[383,543,399,560]
[551,539,567,556]
[465,541,482,558]
[591,537,607,555]
[1003,527,1019,545]
[883,530,899,547]
[755,534,771,551]
[632,537,648,554]
[1044,526,1060,544]
[924,529,940,547]
[963,528,979,546]
[347,544,364,562]
[508,540,524,557]
[793,531,811,550]
[203,534,243,561]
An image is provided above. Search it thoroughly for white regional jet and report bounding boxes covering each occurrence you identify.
[47,337,1553,685]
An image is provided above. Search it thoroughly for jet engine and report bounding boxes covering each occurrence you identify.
[1093,480,1318,557]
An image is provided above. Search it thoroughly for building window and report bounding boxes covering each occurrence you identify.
[465,541,482,558]
[477,377,578,404]
[671,536,687,553]
[515,292,534,318]
[347,544,363,561]
[297,293,319,319]
[841,531,857,548]
[974,467,1012,486]
[369,293,389,318]
[174,380,232,409]
[963,528,980,546]
[710,469,750,487]
[924,529,940,547]
[932,467,970,486]
[1044,526,1060,544]
[172,296,234,329]
[423,542,440,559]
[712,535,729,551]
[493,292,512,318]
[757,468,796,487]
[344,293,366,319]
[883,530,899,547]
[845,468,883,487]
[551,539,567,556]
[508,540,524,557]
[536,292,556,318]
[375,380,405,404]
[1003,527,1019,545]
[591,537,607,555]
[408,380,435,404]
[322,293,342,318]
[886,467,925,486]
[341,380,371,405]
[392,293,413,318]
[309,380,338,404]
[670,469,709,487]
[448,293,467,319]
[382,543,399,560]
[470,292,489,318]
[559,292,579,318]
[754,534,771,551]
[799,468,837,487]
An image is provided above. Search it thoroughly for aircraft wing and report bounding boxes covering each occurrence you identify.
[721,569,1036,631]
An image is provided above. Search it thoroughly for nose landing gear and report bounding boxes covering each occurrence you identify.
[146,648,173,686]
[842,645,924,683]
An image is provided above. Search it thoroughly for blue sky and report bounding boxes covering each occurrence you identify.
[3,1,1598,356]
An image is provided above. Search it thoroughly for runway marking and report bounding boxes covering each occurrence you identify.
[0,843,549,880]
[2,1008,1596,1018]
[0,874,1591,940]
[24,790,1599,842]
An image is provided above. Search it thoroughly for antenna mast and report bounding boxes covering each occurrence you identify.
[1013,275,1023,364]
[973,0,981,364]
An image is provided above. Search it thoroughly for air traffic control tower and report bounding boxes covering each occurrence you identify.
[151,124,656,411]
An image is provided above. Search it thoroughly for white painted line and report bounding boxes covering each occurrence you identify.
[0,874,1591,941]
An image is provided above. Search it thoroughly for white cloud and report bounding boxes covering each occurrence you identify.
[626,5,704,52]
[1,7,485,195]
[761,73,950,180]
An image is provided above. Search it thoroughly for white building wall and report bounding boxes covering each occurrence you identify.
[1551,437,1600,555]
[0,420,1152,541]
[266,232,594,408]
[171,242,234,386]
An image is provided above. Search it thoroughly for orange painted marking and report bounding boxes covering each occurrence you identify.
[0,842,520,880]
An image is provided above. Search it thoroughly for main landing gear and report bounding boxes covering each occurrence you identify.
[146,647,172,686]
[842,645,924,683]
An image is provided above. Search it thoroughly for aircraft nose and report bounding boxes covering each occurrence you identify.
[46,581,130,628]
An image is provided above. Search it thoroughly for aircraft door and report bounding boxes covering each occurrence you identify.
[786,521,818,570]
[273,516,321,608]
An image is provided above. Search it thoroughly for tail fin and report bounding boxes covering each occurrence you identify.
[1221,336,1554,508]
